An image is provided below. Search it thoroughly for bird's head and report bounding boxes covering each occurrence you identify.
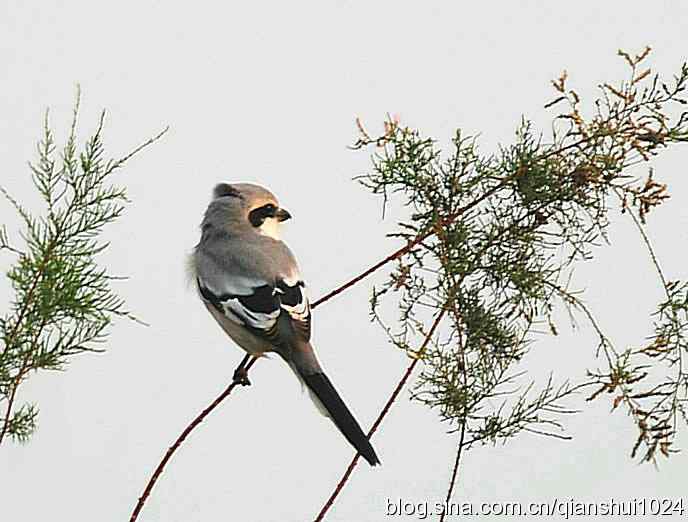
[210,183,291,240]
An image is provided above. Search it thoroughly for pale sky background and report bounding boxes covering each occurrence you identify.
[1,1,687,521]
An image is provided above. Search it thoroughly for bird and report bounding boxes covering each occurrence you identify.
[191,182,380,466]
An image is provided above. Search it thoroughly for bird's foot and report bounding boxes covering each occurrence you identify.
[233,366,251,386]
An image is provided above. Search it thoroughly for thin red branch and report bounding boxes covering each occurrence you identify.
[128,356,257,522]
[438,424,466,522]
[313,307,449,522]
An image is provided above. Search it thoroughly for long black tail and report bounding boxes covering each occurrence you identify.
[301,372,380,466]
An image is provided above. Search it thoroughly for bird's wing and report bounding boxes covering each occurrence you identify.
[197,272,311,346]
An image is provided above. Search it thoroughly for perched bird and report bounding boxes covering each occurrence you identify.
[191,183,380,466]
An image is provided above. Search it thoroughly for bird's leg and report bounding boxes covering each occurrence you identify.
[232,354,252,386]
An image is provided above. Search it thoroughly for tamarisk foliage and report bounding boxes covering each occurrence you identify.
[358,48,688,465]
[0,91,167,446]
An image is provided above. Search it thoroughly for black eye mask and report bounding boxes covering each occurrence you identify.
[248,204,277,227]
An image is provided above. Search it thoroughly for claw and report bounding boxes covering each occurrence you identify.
[233,367,251,386]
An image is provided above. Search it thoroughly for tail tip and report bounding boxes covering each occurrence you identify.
[363,449,381,467]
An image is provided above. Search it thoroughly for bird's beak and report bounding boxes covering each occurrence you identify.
[275,208,292,222]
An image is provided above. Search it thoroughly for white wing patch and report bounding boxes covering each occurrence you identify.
[197,275,310,341]
[222,297,280,329]
[280,287,310,322]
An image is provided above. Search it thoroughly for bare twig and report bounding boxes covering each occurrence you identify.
[314,306,450,522]
[439,424,466,522]
[129,356,257,522]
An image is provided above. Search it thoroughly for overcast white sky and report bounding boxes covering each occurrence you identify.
[1,1,687,521]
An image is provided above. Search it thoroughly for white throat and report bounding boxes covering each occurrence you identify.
[258,217,282,240]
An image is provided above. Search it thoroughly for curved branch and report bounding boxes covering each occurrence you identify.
[313,307,449,522]
[129,356,257,522]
